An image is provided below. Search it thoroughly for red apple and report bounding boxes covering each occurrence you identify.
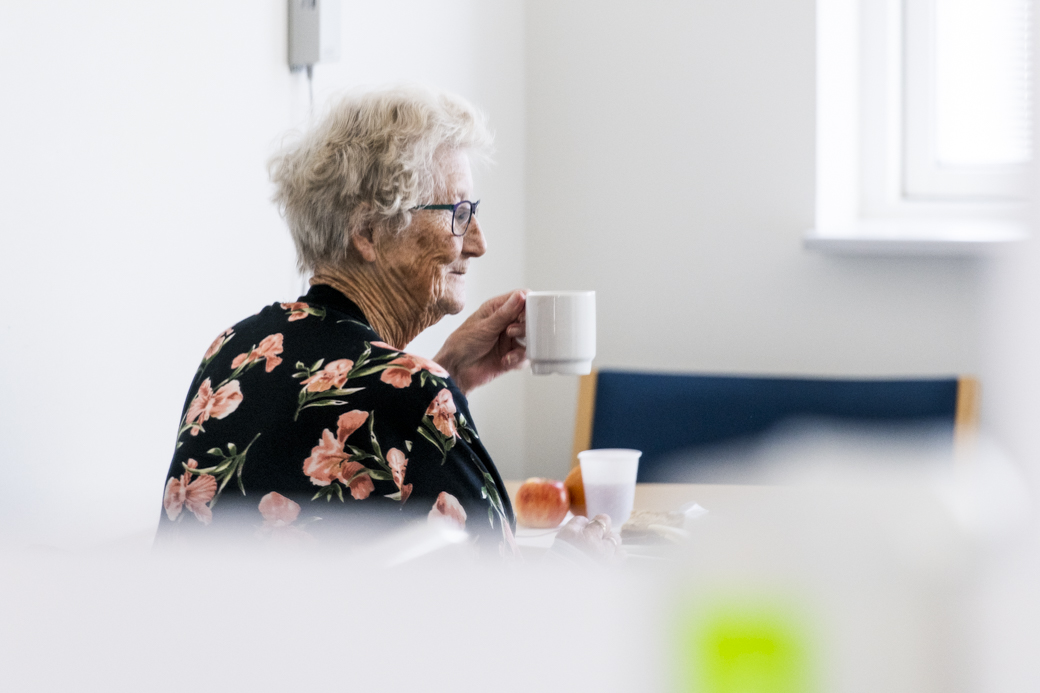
[515,477,570,528]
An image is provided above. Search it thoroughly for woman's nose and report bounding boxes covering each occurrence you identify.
[463,215,487,257]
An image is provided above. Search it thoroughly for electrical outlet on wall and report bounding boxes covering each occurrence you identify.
[288,0,341,70]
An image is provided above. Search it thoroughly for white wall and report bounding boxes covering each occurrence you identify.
[522,0,985,477]
[975,224,1040,693]
[0,0,993,544]
[0,0,526,547]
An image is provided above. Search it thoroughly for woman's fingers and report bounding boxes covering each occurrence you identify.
[487,290,526,328]
[554,513,623,563]
[556,516,591,544]
[499,320,526,368]
[434,289,530,394]
[474,291,507,317]
[583,514,612,542]
[502,347,527,369]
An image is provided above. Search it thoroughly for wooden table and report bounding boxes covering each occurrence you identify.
[503,480,770,557]
[503,480,761,518]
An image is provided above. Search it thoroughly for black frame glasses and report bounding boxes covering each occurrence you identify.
[412,200,480,237]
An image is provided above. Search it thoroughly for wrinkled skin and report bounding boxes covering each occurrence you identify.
[435,289,527,394]
[312,148,526,393]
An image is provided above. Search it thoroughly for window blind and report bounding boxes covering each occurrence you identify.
[934,0,1032,166]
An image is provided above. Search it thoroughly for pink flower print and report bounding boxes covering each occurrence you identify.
[280,302,312,321]
[255,333,284,372]
[380,355,420,388]
[412,355,448,378]
[185,378,243,435]
[204,328,233,360]
[301,359,354,392]
[257,492,315,545]
[380,353,450,389]
[338,460,375,500]
[500,519,521,559]
[336,409,369,442]
[231,333,284,372]
[163,460,217,524]
[371,341,398,351]
[428,492,466,529]
[302,410,370,487]
[425,389,458,439]
[258,492,300,528]
[387,447,412,503]
[302,429,347,486]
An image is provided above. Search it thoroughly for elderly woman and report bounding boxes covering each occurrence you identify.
[157,87,528,553]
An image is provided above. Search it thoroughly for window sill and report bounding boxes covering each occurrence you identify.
[804,219,1029,256]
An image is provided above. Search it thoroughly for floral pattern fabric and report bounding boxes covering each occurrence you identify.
[157,284,516,552]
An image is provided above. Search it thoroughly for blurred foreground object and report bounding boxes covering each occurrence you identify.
[4,427,1028,693]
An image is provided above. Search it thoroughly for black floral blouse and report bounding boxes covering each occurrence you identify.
[157,284,516,553]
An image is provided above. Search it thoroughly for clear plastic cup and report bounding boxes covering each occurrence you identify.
[578,449,642,527]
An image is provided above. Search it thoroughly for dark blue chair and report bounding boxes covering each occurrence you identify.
[571,370,979,483]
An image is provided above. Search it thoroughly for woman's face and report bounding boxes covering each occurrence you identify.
[374,149,486,317]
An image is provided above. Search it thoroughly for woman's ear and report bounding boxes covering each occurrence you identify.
[350,225,378,263]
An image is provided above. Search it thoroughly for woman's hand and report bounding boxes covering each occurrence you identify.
[553,514,624,563]
[434,290,528,395]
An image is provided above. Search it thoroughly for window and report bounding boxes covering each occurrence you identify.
[904,0,1032,199]
[810,0,1031,254]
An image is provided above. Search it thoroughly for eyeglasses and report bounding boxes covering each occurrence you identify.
[411,200,480,237]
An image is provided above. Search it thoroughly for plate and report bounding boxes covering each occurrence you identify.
[514,511,574,548]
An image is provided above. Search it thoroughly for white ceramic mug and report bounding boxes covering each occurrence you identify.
[524,291,596,375]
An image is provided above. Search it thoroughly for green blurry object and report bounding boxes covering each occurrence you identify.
[677,600,812,693]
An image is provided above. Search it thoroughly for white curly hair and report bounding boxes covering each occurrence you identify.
[269,85,493,272]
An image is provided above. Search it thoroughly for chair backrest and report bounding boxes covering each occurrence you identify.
[572,370,979,483]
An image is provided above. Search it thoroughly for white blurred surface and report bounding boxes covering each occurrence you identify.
[0,444,1014,693]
